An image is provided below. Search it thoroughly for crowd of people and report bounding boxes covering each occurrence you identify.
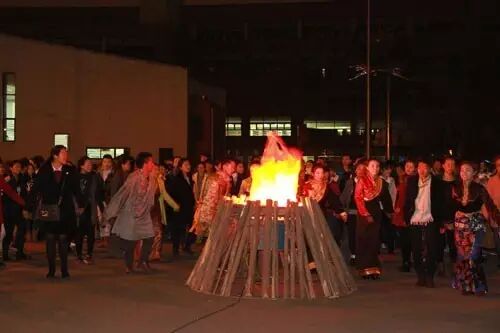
[1,146,499,297]
[300,154,500,296]
[0,148,237,277]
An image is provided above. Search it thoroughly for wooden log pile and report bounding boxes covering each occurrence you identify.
[186,197,357,299]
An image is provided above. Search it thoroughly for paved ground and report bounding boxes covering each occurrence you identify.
[1,242,499,333]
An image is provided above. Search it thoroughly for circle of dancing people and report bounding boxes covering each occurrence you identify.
[1,147,499,297]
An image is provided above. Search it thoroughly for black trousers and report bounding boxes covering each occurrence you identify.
[171,221,195,254]
[327,214,357,256]
[46,233,69,274]
[346,214,357,256]
[327,215,342,246]
[397,226,412,265]
[381,214,396,253]
[75,213,95,259]
[437,229,457,263]
[2,215,27,259]
[356,215,381,274]
[120,238,153,268]
[493,227,500,264]
[410,223,439,279]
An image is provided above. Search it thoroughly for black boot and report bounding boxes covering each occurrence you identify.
[399,262,411,273]
[416,273,425,287]
[182,246,194,255]
[425,275,435,288]
[2,248,10,261]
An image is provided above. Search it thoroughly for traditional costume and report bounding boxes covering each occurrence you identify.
[303,179,346,245]
[354,171,393,278]
[104,169,157,270]
[451,181,499,295]
[191,171,231,237]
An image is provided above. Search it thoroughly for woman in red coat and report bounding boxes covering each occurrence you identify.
[392,160,416,272]
[354,159,394,279]
[1,176,25,268]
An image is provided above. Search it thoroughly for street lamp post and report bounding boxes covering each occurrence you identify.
[365,0,371,159]
[351,67,408,161]
[386,74,391,160]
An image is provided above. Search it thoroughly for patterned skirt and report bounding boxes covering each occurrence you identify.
[452,212,487,295]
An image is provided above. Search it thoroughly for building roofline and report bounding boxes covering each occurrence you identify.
[0,33,186,72]
[0,0,139,7]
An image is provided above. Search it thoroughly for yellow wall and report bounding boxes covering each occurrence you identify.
[0,34,187,162]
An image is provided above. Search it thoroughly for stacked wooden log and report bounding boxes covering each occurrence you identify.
[186,197,356,299]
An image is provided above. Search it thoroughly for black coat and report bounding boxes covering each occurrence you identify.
[29,163,78,234]
[76,172,105,225]
[167,173,195,226]
[318,186,345,218]
[364,180,394,223]
[403,175,443,226]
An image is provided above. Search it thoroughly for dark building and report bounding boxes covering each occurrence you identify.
[1,0,498,160]
[181,0,500,161]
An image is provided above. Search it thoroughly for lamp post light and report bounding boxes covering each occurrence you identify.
[348,0,373,158]
[350,66,408,160]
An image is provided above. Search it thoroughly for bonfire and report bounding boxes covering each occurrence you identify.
[187,132,356,299]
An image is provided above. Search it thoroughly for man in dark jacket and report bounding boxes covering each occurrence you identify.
[167,158,196,256]
[404,159,443,288]
[75,156,105,264]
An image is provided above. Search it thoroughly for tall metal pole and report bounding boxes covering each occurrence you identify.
[385,74,391,161]
[365,0,371,158]
[210,106,214,161]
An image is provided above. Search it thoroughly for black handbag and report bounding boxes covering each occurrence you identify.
[35,171,68,222]
[36,202,61,222]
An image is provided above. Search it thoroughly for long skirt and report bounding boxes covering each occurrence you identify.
[356,215,381,276]
[149,201,163,261]
[452,214,487,294]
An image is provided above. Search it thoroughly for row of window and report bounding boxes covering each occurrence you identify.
[226,117,293,137]
[53,134,127,159]
[225,118,354,137]
[2,73,16,142]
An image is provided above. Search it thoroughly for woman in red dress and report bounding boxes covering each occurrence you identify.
[354,159,394,279]
[392,160,416,272]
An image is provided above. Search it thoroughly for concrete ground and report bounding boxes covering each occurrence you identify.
[0,242,499,333]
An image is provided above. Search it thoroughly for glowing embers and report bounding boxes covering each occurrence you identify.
[248,132,302,206]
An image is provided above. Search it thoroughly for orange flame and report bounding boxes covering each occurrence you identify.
[249,132,303,206]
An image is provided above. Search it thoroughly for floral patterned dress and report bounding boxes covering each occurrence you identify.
[191,172,231,237]
[452,181,499,295]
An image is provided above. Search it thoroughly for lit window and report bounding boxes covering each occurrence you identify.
[304,120,351,132]
[250,117,292,136]
[356,126,383,135]
[54,134,69,149]
[86,147,129,159]
[225,117,242,136]
[2,73,16,142]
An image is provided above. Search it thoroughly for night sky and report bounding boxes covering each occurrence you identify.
[0,0,498,159]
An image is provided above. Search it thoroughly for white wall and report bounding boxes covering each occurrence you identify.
[0,35,187,162]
